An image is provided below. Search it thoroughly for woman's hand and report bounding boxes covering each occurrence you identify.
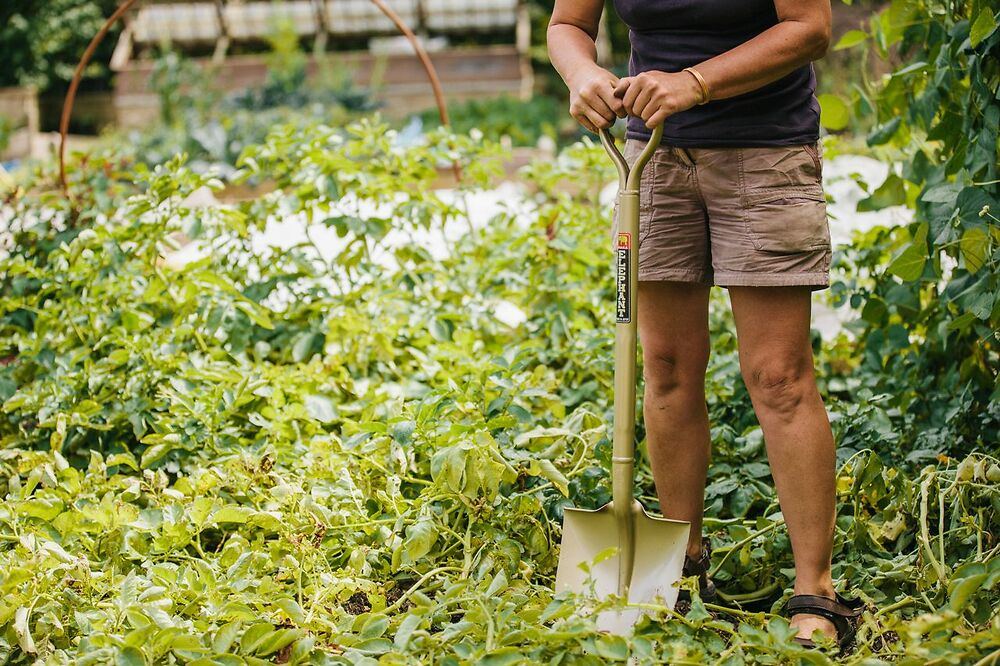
[567,65,627,133]
[614,71,705,128]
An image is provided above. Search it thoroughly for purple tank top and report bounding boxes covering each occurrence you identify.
[611,0,820,147]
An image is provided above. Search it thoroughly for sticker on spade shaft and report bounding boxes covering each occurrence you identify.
[616,232,631,323]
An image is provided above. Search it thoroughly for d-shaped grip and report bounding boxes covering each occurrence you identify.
[599,123,664,193]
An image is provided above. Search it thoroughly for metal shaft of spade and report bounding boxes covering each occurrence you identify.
[598,122,664,598]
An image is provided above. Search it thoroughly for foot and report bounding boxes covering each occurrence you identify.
[677,539,716,603]
[789,612,837,643]
[789,583,837,644]
[784,590,862,650]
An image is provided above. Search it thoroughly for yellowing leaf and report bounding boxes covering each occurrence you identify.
[834,29,868,50]
[818,94,850,131]
[960,227,989,273]
[14,607,36,654]
[360,613,391,639]
[213,505,254,524]
[888,223,929,281]
[404,517,437,561]
[528,459,569,497]
[970,8,998,47]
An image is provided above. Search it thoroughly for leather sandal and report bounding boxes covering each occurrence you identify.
[676,539,717,603]
[784,592,863,651]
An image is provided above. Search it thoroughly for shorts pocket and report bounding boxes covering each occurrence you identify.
[742,184,830,254]
[803,141,823,177]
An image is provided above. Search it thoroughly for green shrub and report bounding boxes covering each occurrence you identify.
[824,0,999,462]
[0,0,121,94]
[1,113,997,663]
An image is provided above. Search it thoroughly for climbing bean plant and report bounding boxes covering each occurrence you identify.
[827,0,999,462]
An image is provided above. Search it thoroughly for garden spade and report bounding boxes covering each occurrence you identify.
[554,122,690,635]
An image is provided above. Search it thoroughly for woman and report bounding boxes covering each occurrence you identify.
[547,0,859,649]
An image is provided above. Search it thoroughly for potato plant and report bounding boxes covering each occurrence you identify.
[1,0,999,655]
[0,112,996,664]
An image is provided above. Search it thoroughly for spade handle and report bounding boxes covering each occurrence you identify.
[598,122,663,598]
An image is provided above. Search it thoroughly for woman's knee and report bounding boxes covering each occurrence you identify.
[740,355,815,420]
[643,345,708,398]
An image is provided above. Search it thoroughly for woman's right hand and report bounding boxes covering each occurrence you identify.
[567,65,627,133]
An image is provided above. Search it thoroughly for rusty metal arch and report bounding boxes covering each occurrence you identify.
[59,0,457,198]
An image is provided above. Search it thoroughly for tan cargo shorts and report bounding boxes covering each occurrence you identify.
[610,138,831,290]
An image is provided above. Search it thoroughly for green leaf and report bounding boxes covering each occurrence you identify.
[834,29,868,50]
[107,452,140,471]
[214,506,254,524]
[868,117,902,145]
[970,8,998,47]
[233,301,274,330]
[391,420,416,445]
[404,517,438,561]
[240,622,274,653]
[212,621,242,653]
[50,413,67,451]
[508,404,531,423]
[921,182,962,204]
[13,607,36,654]
[21,497,64,522]
[304,394,337,423]
[594,634,629,660]
[858,173,907,211]
[960,227,989,273]
[949,568,989,610]
[116,647,147,666]
[888,223,929,281]
[393,613,424,650]
[818,94,850,131]
[352,638,393,655]
[360,614,390,640]
[527,459,569,496]
[891,61,928,78]
[140,437,181,468]
[275,598,306,625]
[256,629,303,656]
[431,444,467,492]
[486,570,508,597]
[292,332,324,363]
[480,648,526,666]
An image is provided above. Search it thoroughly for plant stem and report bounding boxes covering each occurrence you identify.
[384,565,463,614]
[709,520,783,578]
[919,472,947,585]
[874,596,914,618]
[972,648,1000,666]
[716,580,781,605]
[703,602,769,623]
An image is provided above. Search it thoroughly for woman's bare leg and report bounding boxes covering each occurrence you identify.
[638,281,712,559]
[727,285,837,641]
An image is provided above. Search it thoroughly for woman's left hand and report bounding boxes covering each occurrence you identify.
[614,71,705,127]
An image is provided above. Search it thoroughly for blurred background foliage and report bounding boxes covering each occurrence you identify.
[0,0,887,139]
[0,0,123,94]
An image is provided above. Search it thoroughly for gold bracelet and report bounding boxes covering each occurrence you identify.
[683,67,711,105]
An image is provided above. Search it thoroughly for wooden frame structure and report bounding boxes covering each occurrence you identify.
[110,0,533,127]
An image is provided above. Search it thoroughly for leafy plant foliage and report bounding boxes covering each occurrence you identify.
[0,0,121,94]
[827,0,999,462]
[1,0,998,659]
[1,111,997,663]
